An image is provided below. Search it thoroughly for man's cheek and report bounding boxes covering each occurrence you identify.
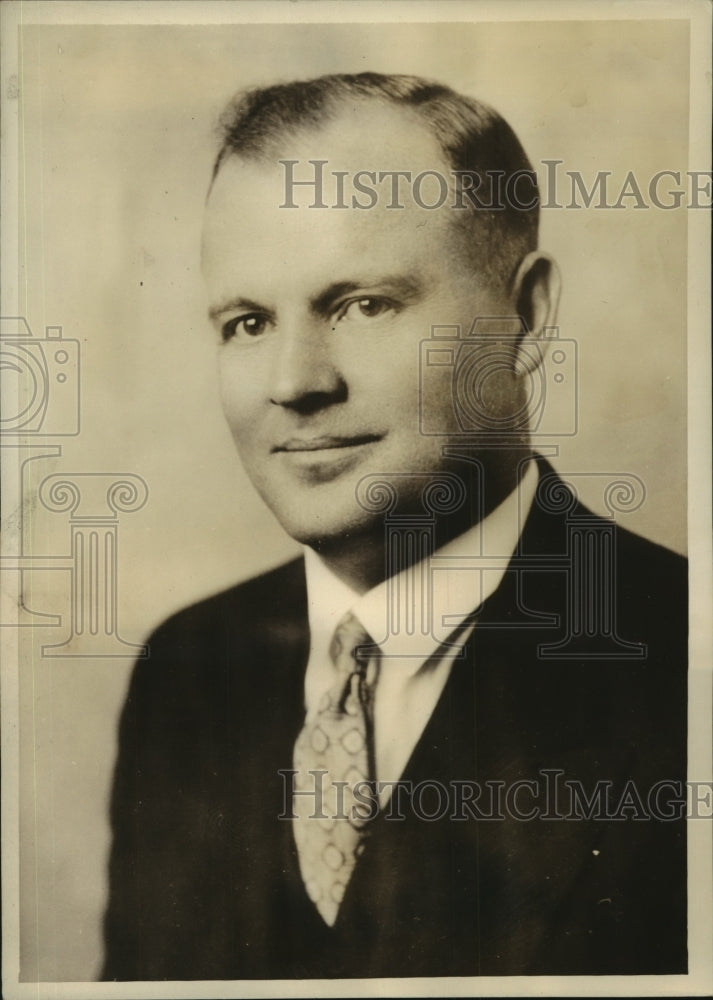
[220,387,261,432]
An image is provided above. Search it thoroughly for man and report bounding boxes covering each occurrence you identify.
[102,73,687,980]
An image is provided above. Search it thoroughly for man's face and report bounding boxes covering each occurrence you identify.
[202,103,522,548]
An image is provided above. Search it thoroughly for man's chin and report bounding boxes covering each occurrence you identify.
[268,506,380,552]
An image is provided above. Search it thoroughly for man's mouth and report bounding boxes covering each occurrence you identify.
[270,434,383,483]
[273,434,382,453]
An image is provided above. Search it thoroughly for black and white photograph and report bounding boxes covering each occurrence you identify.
[1,1,711,997]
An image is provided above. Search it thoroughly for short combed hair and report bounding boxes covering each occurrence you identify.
[212,72,539,290]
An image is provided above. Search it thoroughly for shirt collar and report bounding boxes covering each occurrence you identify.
[304,458,538,677]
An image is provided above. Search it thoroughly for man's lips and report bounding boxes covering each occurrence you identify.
[272,434,382,453]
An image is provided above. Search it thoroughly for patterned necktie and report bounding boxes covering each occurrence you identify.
[292,611,380,926]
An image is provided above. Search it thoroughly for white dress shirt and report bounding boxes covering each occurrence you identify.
[302,460,538,801]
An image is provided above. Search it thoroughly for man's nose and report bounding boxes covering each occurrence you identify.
[268,321,346,411]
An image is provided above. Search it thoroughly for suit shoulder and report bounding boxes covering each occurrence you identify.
[150,556,307,643]
[125,557,307,701]
[607,523,688,671]
[612,521,687,588]
[531,462,687,594]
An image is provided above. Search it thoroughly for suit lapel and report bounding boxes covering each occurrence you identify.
[330,467,601,973]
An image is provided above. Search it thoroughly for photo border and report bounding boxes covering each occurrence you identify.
[1,1,710,997]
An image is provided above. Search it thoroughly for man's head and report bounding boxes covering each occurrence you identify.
[201,73,560,568]
[211,72,539,293]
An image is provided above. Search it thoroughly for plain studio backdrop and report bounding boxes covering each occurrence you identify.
[10,17,689,982]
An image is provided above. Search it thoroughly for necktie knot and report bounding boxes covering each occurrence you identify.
[329,610,371,674]
[328,611,379,714]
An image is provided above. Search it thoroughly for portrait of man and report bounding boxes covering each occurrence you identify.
[101,73,687,980]
[3,6,709,997]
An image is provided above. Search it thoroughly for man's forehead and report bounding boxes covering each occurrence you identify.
[201,100,479,293]
[202,154,462,282]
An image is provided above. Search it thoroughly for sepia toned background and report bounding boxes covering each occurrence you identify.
[8,15,690,983]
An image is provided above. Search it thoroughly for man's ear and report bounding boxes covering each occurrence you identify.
[511,251,561,374]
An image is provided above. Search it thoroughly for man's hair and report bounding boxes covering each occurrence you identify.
[212,72,539,291]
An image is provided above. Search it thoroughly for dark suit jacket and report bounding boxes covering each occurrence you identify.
[102,469,687,980]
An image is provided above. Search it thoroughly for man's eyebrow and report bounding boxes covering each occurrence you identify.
[208,276,425,324]
[208,296,269,324]
[310,275,425,316]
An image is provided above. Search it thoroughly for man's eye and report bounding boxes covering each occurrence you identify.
[339,297,394,322]
[222,314,269,342]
